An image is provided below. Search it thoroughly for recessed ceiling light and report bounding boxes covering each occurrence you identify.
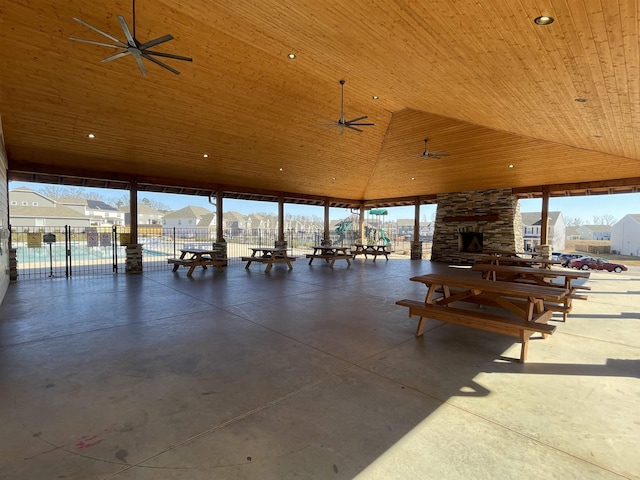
[534,16,554,25]
[411,177,415,181]
[574,97,588,103]
[288,53,296,59]
[279,167,284,172]
[203,153,209,158]
[332,177,336,181]
[372,95,379,100]
[508,164,514,169]
[87,133,95,139]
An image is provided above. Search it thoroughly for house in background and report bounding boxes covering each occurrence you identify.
[565,226,581,241]
[576,224,611,240]
[224,211,250,236]
[9,187,91,228]
[196,212,216,229]
[611,214,640,256]
[397,219,434,241]
[120,204,164,226]
[162,206,213,228]
[521,211,566,251]
[57,198,124,226]
[9,186,56,208]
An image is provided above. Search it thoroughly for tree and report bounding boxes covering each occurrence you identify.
[601,213,617,226]
[565,216,585,227]
[39,185,82,199]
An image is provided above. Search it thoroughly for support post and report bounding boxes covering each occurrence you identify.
[129,179,138,245]
[359,204,365,244]
[411,197,423,259]
[126,179,143,274]
[538,185,551,258]
[322,198,331,245]
[213,190,227,264]
[275,196,287,249]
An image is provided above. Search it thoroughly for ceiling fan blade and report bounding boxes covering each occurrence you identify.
[117,15,137,46]
[144,50,193,62]
[132,53,147,75]
[348,122,374,127]
[430,151,449,157]
[345,125,364,133]
[73,17,128,46]
[319,124,341,132]
[139,34,174,50]
[101,51,131,63]
[316,117,339,126]
[141,52,181,74]
[345,115,368,124]
[69,37,126,49]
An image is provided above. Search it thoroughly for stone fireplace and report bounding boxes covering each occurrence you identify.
[458,227,484,253]
[431,188,523,265]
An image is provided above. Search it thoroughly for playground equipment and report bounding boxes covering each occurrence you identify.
[334,209,391,245]
[335,220,355,243]
[367,209,391,245]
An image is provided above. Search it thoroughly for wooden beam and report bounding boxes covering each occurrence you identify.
[540,186,549,246]
[129,179,138,245]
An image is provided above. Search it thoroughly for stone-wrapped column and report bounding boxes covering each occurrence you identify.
[535,244,551,259]
[125,244,143,274]
[411,241,423,260]
[9,247,18,282]
[213,240,227,266]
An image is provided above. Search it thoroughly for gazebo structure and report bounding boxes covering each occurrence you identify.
[0,4,638,478]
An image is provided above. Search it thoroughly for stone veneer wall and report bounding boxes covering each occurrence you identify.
[431,188,523,265]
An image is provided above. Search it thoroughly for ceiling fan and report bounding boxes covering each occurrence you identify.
[416,138,450,159]
[69,0,192,75]
[318,80,374,134]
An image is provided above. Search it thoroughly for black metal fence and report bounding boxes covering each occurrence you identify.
[11,226,428,280]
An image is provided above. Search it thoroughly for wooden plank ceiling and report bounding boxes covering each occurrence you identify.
[0,0,639,205]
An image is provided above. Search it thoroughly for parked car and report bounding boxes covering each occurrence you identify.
[570,256,628,273]
[559,253,587,267]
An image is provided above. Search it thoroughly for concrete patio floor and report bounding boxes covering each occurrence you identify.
[0,258,638,479]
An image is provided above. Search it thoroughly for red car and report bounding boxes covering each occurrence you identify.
[570,256,627,273]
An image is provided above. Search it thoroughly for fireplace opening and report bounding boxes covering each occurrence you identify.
[459,232,483,252]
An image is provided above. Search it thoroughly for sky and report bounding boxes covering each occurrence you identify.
[9,180,640,223]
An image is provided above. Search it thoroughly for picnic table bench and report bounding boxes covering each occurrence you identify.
[477,254,562,269]
[241,247,296,272]
[396,273,566,362]
[351,243,393,261]
[306,245,354,267]
[472,263,590,321]
[168,248,227,276]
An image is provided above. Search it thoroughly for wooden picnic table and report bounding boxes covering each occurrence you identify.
[168,248,226,276]
[483,249,543,257]
[241,247,296,272]
[477,254,562,269]
[396,273,566,362]
[351,243,393,261]
[471,263,590,321]
[306,245,354,267]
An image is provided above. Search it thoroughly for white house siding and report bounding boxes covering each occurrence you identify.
[611,214,640,256]
[521,211,565,251]
[9,187,56,207]
[9,205,91,228]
